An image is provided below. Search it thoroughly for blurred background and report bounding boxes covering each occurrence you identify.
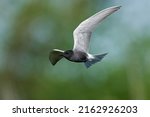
[0,0,150,100]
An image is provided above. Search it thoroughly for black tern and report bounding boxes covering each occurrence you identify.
[49,6,121,68]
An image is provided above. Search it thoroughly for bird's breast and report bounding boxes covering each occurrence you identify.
[69,51,87,62]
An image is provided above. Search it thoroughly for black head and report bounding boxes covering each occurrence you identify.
[63,50,73,59]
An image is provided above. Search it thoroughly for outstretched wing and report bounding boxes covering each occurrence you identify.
[73,6,121,52]
[49,49,64,65]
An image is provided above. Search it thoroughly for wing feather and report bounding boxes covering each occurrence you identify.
[73,6,121,52]
[49,49,64,65]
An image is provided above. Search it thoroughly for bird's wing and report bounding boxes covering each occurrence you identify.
[73,6,121,52]
[49,49,64,65]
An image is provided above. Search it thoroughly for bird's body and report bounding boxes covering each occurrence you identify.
[64,50,88,62]
[49,6,121,68]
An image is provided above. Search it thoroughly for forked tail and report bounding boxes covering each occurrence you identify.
[84,53,107,68]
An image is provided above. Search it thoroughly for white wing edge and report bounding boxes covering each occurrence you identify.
[53,49,64,53]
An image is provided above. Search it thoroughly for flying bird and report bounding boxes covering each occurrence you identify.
[49,6,121,68]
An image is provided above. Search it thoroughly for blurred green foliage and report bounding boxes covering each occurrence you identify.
[0,0,150,99]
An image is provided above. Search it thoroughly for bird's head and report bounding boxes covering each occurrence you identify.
[63,50,73,59]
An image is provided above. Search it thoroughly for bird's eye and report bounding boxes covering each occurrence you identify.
[65,52,69,54]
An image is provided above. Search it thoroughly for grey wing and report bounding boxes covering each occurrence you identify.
[73,6,121,53]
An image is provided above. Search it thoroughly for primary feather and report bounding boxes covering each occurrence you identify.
[73,6,121,53]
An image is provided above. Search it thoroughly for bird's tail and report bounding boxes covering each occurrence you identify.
[84,53,107,68]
